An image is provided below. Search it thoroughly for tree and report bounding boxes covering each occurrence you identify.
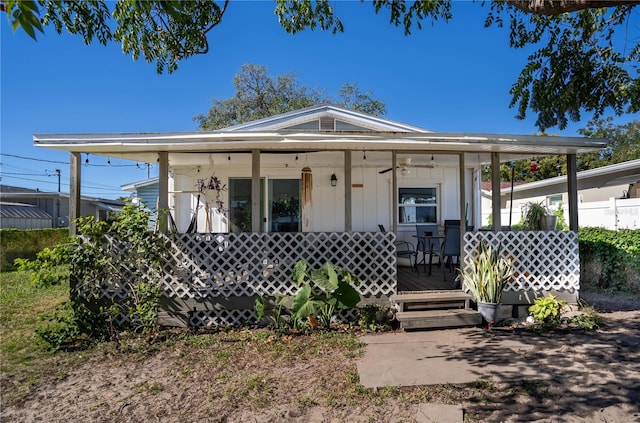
[3,1,639,130]
[193,63,386,130]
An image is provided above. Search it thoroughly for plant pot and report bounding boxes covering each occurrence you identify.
[543,215,558,231]
[477,302,499,324]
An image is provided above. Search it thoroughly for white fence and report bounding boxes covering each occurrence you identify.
[483,197,640,230]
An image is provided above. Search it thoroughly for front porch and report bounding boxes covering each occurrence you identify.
[74,229,580,328]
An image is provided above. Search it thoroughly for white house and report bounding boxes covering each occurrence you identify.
[32,105,608,325]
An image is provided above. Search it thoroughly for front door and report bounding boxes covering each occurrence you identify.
[268,179,301,232]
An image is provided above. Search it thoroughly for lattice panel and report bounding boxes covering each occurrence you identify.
[74,232,397,328]
[462,231,580,292]
[161,232,397,300]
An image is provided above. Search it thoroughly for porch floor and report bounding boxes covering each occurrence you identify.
[397,265,459,292]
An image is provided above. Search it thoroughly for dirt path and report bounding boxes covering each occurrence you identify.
[2,292,640,422]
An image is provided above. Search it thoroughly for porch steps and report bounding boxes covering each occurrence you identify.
[390,290,481,330]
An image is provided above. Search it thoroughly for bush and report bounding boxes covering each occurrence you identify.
[528,294,566,328]
[579,228,640,292]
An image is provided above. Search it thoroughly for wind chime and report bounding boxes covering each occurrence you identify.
[301,166,313,206]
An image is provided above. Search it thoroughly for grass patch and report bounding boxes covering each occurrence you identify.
[0,270,77,405]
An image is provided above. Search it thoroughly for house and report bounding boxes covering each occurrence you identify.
[481,159,640,229]
[0,184,126,229]
[33,105,607,326]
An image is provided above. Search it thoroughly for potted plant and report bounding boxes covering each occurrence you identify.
[461,240,514,325]
[523,201,556,231]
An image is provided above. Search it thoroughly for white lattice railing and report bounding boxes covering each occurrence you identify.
[462,231,580,297]
[74,232,397,327]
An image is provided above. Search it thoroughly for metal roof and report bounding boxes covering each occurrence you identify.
[0,203,52,220]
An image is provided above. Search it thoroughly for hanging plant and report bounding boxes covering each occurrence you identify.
[301,166,312,206]
[196,173,228,216]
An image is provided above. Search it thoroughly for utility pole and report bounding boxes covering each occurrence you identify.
[55,169,61,227]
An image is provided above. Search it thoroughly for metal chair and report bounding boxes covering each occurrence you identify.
[437,224,461,281]
[379,225,416,271]
[415,224,440,273]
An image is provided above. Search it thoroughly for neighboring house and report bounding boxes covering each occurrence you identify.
[481,159,640,229]
[33,104,608,324]
[0,185,126,229]
[121,177,160,211]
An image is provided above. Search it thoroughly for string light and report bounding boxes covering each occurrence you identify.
[85,154,89,166]
[295,153,299,162]
[363,151,367,160]
[227,153,231,161]
[107,158,111,167]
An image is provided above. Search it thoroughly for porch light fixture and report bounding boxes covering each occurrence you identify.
[330,173,338,187]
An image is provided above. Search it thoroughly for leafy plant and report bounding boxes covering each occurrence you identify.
[461,240,513,304]
[528,294,567,327]
[357,304,392,332]
[579,227,640,292]
[523,201,549,231]
[285,260,361,329]
[571,307,603,331]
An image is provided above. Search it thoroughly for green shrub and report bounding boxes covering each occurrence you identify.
[579,228,640,292]
[528,294,566,328]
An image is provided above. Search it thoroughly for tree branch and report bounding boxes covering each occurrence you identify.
[505,0,640,15]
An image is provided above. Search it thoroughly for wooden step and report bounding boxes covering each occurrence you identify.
[391,290,473,312]
[396,309,482,330]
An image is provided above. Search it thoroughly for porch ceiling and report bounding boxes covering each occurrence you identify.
[34,131,607,164]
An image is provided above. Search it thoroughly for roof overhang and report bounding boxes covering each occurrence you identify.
[34,131,607,164]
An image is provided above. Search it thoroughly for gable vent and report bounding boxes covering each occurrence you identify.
[320,117,335,130]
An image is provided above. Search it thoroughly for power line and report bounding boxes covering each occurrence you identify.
[0,152,146,168]
[0,153,68,164]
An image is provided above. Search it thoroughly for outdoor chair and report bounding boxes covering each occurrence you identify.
[415,224,441,273]
[435,224,461,282]
[378,225,416,271]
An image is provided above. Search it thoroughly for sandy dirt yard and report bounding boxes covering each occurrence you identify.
[2,291,640,423]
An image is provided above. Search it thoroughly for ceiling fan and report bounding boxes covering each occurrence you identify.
[378,157,434,174]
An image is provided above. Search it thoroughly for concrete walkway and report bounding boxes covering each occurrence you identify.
[358,326,566,388]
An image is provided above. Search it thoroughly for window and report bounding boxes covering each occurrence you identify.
[548,195,563,208]
[398,187,438,224]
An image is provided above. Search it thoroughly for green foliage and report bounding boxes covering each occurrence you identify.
[0,228,69,271]
[194,63,386,130]
[523,201,549,231]
[286,260,361,328]
[571,306,604,331]
[357,304,392,332]
[4,1,637,128]
[461,240,514,304]
[528,294,566,327]
[486,4,639,130]
[579,227,640,291]
[553,206,569,231]
[32,204,168,350]
[34,298,101,354]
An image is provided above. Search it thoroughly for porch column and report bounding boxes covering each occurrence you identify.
[491,152,501,231]
[391,151,397,232]
[69,152,81,236]
[251,150,261,232]
[566,153,579,230]
[344,150,352,232]
[459,153,466,266]
[158,152,169,232]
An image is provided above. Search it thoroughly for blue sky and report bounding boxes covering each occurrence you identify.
[0,1,633,199]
